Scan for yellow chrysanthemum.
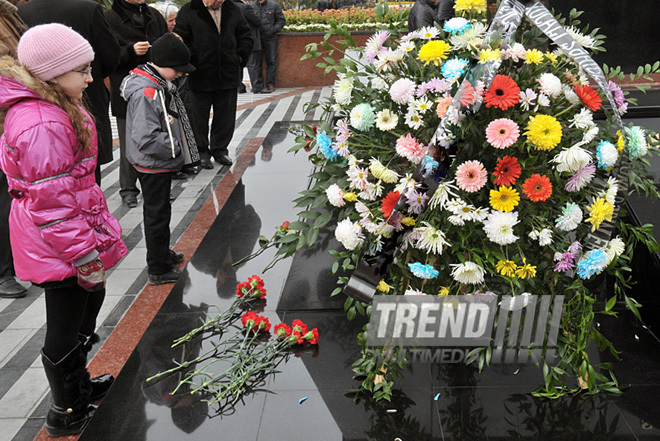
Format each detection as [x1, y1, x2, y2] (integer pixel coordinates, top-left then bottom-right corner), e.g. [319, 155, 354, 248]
[343, 192, 358, 202]
[454, 0, 487, 14]
[478, 48, 502, 64]
[438, 286, 450, 296]
[377, 280, 392, 293]
[489, 186, 520, 212]
[616, 130, 626, 152]
[418, 40, 451, 66]
[496, 260, 517, 277]
[544, 51, 558, 64]
[525, 114, 562, 151]
[525, 49, 544, 64]
[514, 258, 536, 279]
[586, 197, 614, 232]
[402, 216, 416, 226]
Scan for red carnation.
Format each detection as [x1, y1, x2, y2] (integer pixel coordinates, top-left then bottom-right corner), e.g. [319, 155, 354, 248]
[274, 323, 292, 339]
[304, 328, 319, 345]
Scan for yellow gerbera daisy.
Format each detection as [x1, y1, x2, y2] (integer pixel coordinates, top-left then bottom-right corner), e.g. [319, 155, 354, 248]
[496, 260, 517, 277]
[343, 192, 358, 202]
[525, 49, 544, 65]
[418, 40, 451, 66]
[489, 186, 520, 212]
[525, 114, 562, 151]
[454, 0, 487, 14]
[514, 258, 536, 279]
[478, 48, 502, 64]
[586, 197, 614, 231]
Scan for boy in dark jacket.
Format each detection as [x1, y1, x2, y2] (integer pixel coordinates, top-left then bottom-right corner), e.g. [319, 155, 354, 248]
[121, 33, 196, 285]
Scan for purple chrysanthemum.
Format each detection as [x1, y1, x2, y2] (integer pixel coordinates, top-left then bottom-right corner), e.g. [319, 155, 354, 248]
[565, 163, 596, 192]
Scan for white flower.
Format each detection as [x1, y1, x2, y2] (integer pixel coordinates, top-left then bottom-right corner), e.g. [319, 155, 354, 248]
[583, 125, 600, 143]
[404, 109, 424, 129]
[428, 179, 459, 210]
[375, 108, 398, 131]
[369, 158, 399, 183]
[347, 164, 369, 191]
[529, 228, 553, 246]
[374, 49, 395, 72]
[332, 75, 354, 106]
[450, 261, 485, 285]
[601, 177, 619, 205]
[536, 93, 551, 108]
[605, 237, 625, 264]
[482, 211, 519, 245]
[570, 108, 594, 129]
[537, 73, 562, 98]
[449, 200, 480, 222]
[555, 202, 583, 232]
[449, 21, 486, 50]
[504, 42, 526, 62]
[448, 214, 465, 226]
[389, 78, 416, 105]
[398, 40, 415, 53]
[325, 184, 345, 207]
[411, 97, 433, 114]
[552, 145, 592, 173]
[563, 84, 579, 104]
[335, 218, 364, 251]
[419, 26, 439, 40]
[414, 222, 450, 255]
[394, 173, 417, 194]
[566, 26, 597, 49]
[371, 76, 389, 91]
[358, 181, 383, 201]
[355, 201, 370, 216]
[405, 288, 429, 296]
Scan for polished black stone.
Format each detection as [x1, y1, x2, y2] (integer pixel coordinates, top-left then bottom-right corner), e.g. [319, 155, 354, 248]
[80, 122, 660, 441]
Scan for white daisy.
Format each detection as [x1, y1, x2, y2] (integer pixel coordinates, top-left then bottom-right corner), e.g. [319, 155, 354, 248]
[404, 109, 424, 130]
[450, 261, 485, 285]
[346, 165, 369, 191]
[419, 26, 439, 40]
[375, 109, 398, 131]
[414, 222, 450, 254]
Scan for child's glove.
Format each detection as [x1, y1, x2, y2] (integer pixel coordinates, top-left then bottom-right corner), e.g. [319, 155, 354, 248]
[77, 258, 106, 292]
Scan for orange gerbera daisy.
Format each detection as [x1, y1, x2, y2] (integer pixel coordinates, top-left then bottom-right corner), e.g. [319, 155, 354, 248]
[522, 174, 553, 202]
[484, 75, 520, 111]
[381, 191, 400, 217]
[574, 84, 602, 111]
[493, 156, 521, 187]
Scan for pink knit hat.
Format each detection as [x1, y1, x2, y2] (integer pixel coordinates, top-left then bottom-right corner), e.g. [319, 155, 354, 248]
[17, 23, 94, 82]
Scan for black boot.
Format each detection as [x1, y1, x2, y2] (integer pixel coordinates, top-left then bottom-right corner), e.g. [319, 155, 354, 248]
[79, 333, 114, 401]
[42, 344, 96, 437]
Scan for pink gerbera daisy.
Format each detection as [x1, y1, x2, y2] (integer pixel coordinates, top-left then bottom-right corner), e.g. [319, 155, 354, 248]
[486, 118, 520, 149]
[455, 160, 487, 192]
[395, 133, 426, 164]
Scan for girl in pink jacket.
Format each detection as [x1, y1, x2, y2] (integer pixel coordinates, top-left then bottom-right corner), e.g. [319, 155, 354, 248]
[0, 24, 127, 437]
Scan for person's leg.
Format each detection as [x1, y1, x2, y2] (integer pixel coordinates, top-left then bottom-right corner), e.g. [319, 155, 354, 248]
[117, 117, 140, 206]
[188, 89, 214, 169]
[263, 38, 278, 90]
[138, 172, 174, 276]
[209, 89, 237, 165]
[247, 50, 264, 93]
[0, 169, 25, 298]
[44, 283, 89, 363]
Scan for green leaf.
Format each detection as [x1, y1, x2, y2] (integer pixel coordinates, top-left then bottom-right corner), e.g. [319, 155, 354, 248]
[287, 221, 310, 231]
[605, 296, 617, 311]
[313, 210, 333, 228]
[277, 234, 299, 243]
[307, 227, 319, 246]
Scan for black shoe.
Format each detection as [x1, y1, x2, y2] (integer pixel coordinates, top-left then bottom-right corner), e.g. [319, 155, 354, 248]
[182, 165, 199, 175]
[122, 194, 137, 208]
[169, 249, 184, 265]
[238, 86, 247, 94]
[266, 85, 274, 92]
[214, 154, 233, 166]
[42, 344, 96, 437]
[260, 88, 272, 94]
[199, 158, 214, 170]
[0, 276, 27, 298]
[78, 334, 114, 402]
[172, 171, 187, 180]
[148, 267, 182, 285]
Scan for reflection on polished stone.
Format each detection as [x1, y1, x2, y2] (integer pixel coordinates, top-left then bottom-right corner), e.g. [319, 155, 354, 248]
[79, 122, 660, 441]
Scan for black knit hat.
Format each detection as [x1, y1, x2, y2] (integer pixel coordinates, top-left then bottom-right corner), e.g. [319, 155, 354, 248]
[150, 32, 195, 73]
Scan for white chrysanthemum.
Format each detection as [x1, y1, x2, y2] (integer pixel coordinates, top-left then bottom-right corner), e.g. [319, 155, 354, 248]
[414, 222, 450, 254]
[597, 141, 618, 169]
[404, 109, 424, 129]
[449, 21, 486, 50]
[375, 109, 398, 131]
[537, 73, 562, 98]
[355, 201, 369, 216]
[450, 261, 485, 285]
[411, 97, 433, 114]
[583, 126, 600, 143]
[394, 173, 416, 194]
[333, 75, 354, 106]
[605, 237, 625, 264]
[369, 158, 399, 183]
[504, 42, 526, 62]
[375, 221, 395, 238]
[447, 215, 465, 226]
[419, 26, 439, 40]
[358, 181, 383, 201]
[555, 203, 583, 232]
[566, 26, 597, 49]
[563, 84, 580, 104]
[536, 93, 551, 108]
[371, 76, 389, 90]
[570, 108, 594, 129]
[482, 211, 519, 245]
[600, 177, 619, 205]
[428, 180, 459, 210]
[552, 145, 592, 173]
[325, 184, 345, 207]
[529, 228, 553, 246]
[335, 218, 364, 251]
[405, 288, 428, 296]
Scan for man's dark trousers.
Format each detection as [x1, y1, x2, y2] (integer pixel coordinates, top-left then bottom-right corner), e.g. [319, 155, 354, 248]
[189, 89, 237, 161]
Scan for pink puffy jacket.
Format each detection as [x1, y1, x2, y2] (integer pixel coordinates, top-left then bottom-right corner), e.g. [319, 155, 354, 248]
[0, 71, 127, 284]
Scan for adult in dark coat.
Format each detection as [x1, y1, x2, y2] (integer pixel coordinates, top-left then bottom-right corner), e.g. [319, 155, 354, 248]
[105, 0, 168, 208]
[408, 0, 438, 32]
[17, 0, 120, 187]
[230, 0, 260, 94]
[174, 0, 252, 169]
[435, 0, 454, 26]
[248, 0, 285, 93]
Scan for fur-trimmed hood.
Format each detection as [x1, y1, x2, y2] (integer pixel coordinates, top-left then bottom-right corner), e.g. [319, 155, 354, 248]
[0, 55, 60, 110]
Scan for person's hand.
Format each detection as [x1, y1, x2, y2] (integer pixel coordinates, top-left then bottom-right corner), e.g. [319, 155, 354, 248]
[133, 41, 150, 56]
[77, 258, 106, 292]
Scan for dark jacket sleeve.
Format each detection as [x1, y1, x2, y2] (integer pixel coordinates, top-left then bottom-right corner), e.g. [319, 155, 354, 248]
[242, 2, 261, 28]
[91, 4, 120, 78]
[235, 12, 253, 66]
[272, 2, 285, 34]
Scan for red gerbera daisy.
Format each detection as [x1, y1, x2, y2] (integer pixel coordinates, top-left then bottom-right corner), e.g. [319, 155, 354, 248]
[380, 191, 400, 217]
[484, 75, 521, 111]
[522, 174, 553, 202]
[493, 156, 521, 187]
[574, 84, 602, 111]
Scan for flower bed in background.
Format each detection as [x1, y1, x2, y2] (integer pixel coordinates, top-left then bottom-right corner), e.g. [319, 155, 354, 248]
[283, 7, 404, 32]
